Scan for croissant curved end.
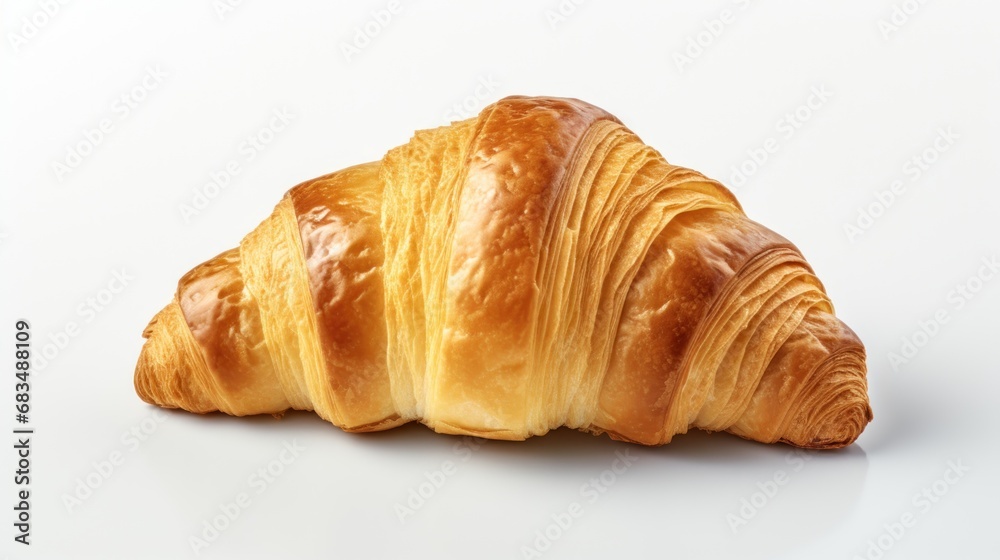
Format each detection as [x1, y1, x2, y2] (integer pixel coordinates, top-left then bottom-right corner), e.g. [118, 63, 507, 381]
[134, 302, 215, 414]
[780, 350, 873, 449]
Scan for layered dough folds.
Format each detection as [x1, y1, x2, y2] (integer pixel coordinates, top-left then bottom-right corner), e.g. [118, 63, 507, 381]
[135, 96, 871, 448]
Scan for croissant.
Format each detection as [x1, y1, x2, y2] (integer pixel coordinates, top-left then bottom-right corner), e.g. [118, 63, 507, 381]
[134, 96, 871, 449]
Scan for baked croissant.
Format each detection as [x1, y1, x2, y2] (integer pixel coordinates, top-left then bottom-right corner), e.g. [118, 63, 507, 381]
[135, 96, 871, 449]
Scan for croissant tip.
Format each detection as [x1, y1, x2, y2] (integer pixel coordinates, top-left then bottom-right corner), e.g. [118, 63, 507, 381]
[783, 397, 873, 450]
[134, 301, 217, 414]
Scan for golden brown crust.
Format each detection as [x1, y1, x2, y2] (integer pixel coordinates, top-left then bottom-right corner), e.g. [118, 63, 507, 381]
[289, 163, 403, 431]
[133, 95, 872, 449]
[429, 96, 619, 436]
[134, 301, 216, 414]
[594, 209, 795, 444]
[176, 248, 289, 415]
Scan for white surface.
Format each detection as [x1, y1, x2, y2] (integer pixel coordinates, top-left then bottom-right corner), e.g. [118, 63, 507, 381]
[2, 1, 998, 559]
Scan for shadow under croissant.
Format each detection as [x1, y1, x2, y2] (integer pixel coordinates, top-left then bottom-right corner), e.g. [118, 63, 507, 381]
[157, 407, 868, 558]
[858, 363, 968, 455]
[160, 404, 873, 455]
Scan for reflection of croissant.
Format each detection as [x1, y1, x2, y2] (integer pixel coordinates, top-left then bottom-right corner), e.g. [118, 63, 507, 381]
[135, 96, 871, 449]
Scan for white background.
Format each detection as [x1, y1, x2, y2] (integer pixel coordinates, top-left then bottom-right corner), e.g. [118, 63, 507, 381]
[2, 1, 998, 559]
